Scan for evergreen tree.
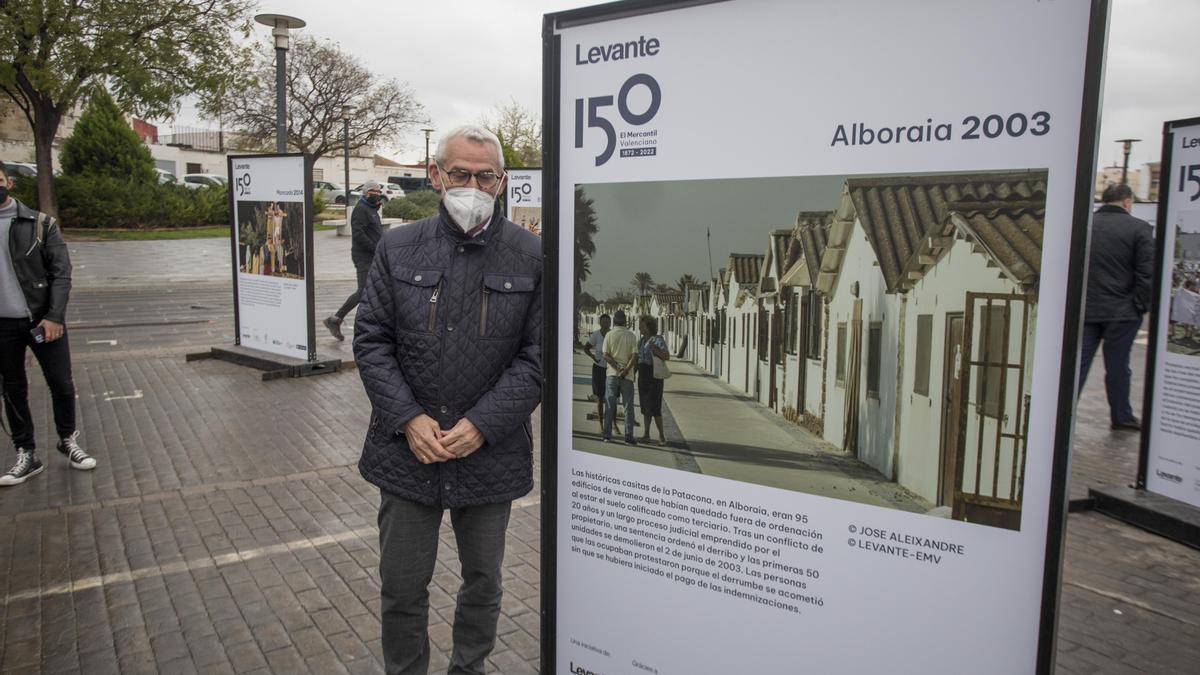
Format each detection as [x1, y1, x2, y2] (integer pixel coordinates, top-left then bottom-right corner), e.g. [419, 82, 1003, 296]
[60, 89, 157, 184]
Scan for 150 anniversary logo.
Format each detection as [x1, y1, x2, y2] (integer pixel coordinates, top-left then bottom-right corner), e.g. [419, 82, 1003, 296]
[574, 35, 662, 166]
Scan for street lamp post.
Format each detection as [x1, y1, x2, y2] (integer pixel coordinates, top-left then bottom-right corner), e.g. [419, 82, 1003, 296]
[1116, 138, 1141, 186]
[254, 14, 306, 153]
[342, 105, 352, 208]
[421, 128, 435, 180]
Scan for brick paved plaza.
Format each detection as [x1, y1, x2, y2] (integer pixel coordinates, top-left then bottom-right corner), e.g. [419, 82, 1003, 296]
[0, 231, 1197, 673]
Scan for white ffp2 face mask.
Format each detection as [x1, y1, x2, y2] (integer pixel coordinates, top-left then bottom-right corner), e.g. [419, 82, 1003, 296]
[443, 187, 496, 232]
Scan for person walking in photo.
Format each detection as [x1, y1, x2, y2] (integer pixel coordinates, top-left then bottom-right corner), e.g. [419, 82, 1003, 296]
[637, 315, 670, 446]
[582, 313, 611, 433]
[602, 309, 638, 444]
[1078, 183, 1154, 431]
[0, 162, 96, 487]
[324, 181, 384, 340]
[353, 126, 541, 675]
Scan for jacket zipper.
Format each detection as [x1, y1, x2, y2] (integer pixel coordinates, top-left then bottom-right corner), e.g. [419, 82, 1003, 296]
[24, 213, 45, 256]
[428, 281, 442, 331]
[480, 285, 491, 336]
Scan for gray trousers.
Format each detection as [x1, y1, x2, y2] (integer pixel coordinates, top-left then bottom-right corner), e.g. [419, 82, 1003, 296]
[378, 490, 512, 675]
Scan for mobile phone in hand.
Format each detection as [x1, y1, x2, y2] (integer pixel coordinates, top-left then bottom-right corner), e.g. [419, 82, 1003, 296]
[30, 325, 46, 344]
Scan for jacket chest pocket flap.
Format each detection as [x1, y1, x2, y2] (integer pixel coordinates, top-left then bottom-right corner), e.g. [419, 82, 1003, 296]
[480, 272, 535, 337]
[391, 266, 444, 333]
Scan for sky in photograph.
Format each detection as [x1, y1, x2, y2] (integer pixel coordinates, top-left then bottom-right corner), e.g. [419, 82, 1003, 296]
[577, 175, 847, 299]
[159, 0, 1198, 170]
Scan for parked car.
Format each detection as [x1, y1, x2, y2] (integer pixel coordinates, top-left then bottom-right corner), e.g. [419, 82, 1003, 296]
[1, 161, 38, 179]
[182, 173, 227, 189]
[156, 168, 178, 184]
[313, 180, 347, 204]
[349, 182, 405, 203]
[387, 175, 434, 193]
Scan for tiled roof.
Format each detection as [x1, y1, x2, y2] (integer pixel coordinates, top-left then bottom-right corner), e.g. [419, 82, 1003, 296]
[946, 201, 1044, 289]
[769, 230, 792, 280]
[846, 170, 1048, 292]
[727, 253, 764, 285]
[794, 211, 834, 288]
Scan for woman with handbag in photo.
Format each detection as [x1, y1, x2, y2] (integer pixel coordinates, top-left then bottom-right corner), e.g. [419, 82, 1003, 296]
[637, 315, 671, 446]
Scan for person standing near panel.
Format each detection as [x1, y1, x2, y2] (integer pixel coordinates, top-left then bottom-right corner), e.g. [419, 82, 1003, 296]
[602, 309, 638, 444]
[353, 126, 541, 675]
[582, 313, 611, 433]
[324, 180, 385, 340]
[0, 162, 97, 487]
[1078, 183, 1154, 431]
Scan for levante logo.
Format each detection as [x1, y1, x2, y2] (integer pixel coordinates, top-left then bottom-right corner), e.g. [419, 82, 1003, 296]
[234, 163, 252, 196]
[1156, 469, 1183, 484]
[570, 662, 601, 675]
[573, 35, 663, 167]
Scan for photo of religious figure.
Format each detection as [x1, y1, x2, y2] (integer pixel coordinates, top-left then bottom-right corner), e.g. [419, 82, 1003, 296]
[513, 206, 542, 236]
[236, 201, 306, 280]
[572, 169, 1049, 531]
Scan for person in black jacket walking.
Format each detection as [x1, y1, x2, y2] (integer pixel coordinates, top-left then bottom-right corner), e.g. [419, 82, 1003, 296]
[1079, 183, 1154, 431]
[0, 162, 96, 487]
[353, 126, 541, 675]
[323, 180, 385, 340]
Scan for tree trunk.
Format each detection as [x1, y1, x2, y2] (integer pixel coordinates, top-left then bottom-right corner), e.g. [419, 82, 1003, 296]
[32, 103, 62, 217]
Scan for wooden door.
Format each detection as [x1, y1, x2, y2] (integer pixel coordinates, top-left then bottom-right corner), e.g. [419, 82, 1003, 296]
[939, 313, 965, 507]
[796, 292, 809, 415]
[843, 300, 863, 456]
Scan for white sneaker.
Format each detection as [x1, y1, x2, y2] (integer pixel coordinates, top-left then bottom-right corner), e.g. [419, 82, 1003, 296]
[0, 449, 44, 486]
[57, 432, 97, 470]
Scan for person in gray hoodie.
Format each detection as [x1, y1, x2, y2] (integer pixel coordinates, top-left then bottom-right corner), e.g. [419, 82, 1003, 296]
[0, 162, 96, 486]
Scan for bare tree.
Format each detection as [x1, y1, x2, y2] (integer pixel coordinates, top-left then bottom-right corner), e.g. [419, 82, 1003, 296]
[0, 0, 256, 215]
[220, 36, 426, 162]
[481, 98, 541, 168]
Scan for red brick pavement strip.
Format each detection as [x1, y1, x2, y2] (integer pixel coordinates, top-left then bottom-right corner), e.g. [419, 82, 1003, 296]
[0, 323, 1197, 673]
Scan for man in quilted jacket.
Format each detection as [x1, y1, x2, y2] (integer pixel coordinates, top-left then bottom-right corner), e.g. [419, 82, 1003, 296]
[353, 125, 542, 675]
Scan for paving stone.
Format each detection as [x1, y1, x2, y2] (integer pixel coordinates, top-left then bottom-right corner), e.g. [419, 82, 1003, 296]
[0, 263, 1190, 674]
[250, 621, 292, 654]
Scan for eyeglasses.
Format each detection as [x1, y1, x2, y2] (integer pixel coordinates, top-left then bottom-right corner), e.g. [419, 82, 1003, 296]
[439, 166, 504, 190]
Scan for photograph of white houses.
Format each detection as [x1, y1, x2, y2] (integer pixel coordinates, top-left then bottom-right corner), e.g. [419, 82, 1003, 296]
[573, 170, 1048, 531]
[1168, 210, 1200, 356]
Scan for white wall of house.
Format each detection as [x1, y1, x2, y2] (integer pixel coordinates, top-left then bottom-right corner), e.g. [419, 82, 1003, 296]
[726, 289, 757, 396]
[895, 238, 1038, 506]
[822, 222, 898, 479]
[780, 288, 802, 414]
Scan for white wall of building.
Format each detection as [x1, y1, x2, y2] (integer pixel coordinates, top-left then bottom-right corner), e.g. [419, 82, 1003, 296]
[895, 237, 1037, 506]
[822, 222, 898, 479]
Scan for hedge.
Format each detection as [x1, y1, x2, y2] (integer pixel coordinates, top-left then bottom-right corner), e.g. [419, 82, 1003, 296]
[12, 174, 229, 229]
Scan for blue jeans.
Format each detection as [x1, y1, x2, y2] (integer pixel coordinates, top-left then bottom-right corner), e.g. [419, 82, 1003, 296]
[603, 375, 635, 441]
[378, 491, 512, 675]
[1078, 319, 1142, 425]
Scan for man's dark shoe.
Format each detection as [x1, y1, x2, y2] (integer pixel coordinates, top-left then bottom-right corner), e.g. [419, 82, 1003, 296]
[625, 436, 637, 445]
[1111, 417, 1141, 432]
[0, 450, 44, 486]
[323, 315, 345, 341]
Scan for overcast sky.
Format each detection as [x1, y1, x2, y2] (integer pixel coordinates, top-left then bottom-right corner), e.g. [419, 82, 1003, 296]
[579, 176, 847, 297]
[165, 0, 1197, 170]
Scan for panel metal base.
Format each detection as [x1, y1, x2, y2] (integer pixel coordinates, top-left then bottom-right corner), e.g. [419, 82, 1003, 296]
[186, 345, 342, 381]
[1089, 484, 1200, 550]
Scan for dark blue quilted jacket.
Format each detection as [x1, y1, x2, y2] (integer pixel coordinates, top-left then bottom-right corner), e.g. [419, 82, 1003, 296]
[353, 206, 542, 507]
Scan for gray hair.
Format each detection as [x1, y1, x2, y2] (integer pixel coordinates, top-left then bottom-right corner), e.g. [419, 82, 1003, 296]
[434, 125, 505, 171]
